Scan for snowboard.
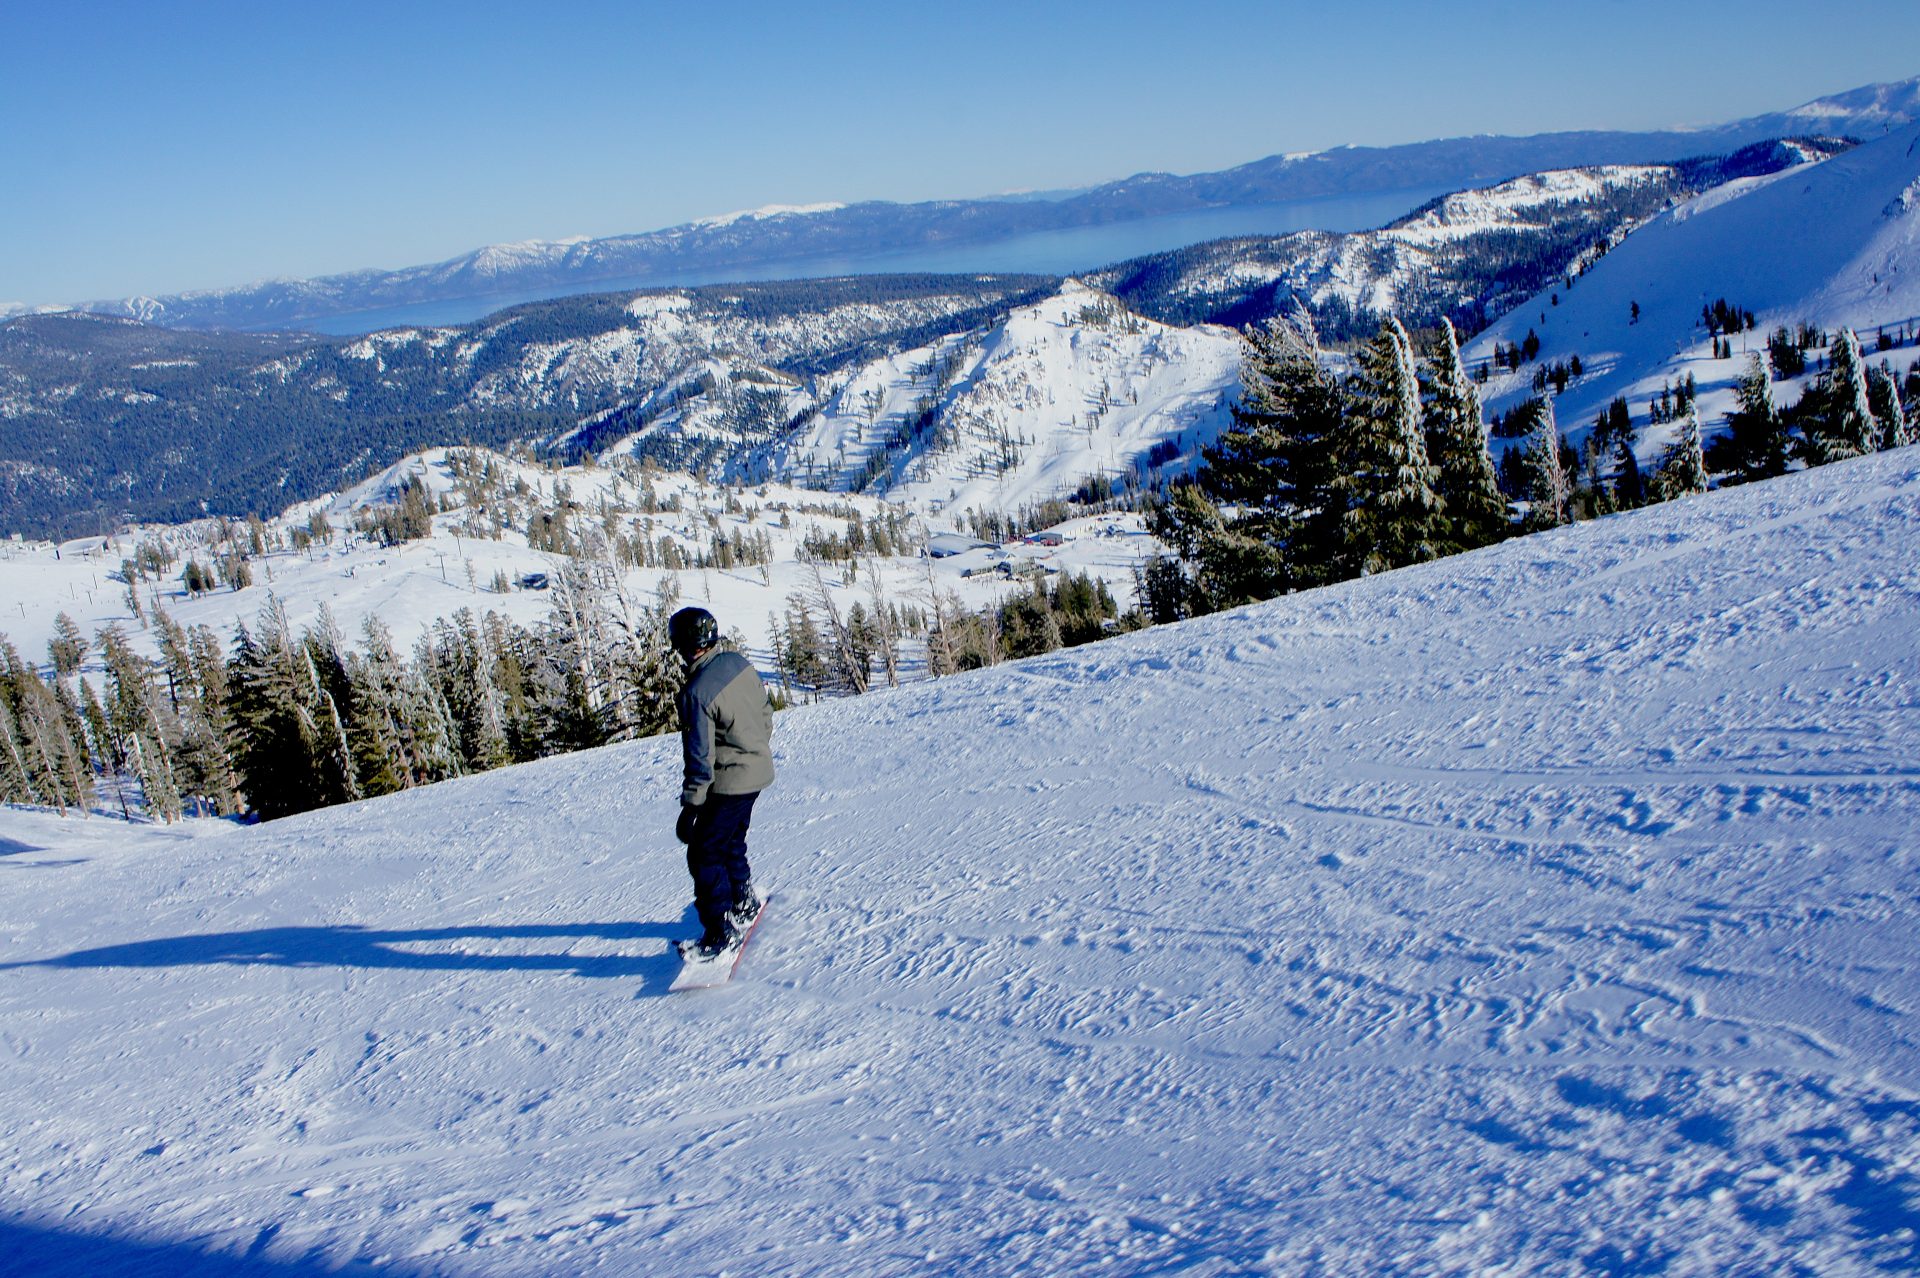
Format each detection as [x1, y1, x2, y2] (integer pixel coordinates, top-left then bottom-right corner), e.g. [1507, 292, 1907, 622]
[669, 895, 771, 992]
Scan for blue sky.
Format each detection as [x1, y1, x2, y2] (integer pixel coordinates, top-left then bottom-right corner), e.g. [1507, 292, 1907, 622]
[3, 0, 1917, 305]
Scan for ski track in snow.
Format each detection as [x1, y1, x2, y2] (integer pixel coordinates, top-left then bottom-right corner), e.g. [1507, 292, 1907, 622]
[5, 450, 1920, 1274]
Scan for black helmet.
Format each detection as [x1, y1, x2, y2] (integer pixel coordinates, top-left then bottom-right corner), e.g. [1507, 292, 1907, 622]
[668, 606, 719, 661]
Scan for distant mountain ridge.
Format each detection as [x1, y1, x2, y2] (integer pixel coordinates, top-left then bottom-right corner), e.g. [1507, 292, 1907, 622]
[0, 130, 1870, 541]
[1084, 140, 1847, 339]
[27, 77, 1920, 335]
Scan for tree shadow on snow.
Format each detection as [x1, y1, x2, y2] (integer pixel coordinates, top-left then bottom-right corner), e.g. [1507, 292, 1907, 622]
[0, 1215, 429, 1277]
[2, 907, 701, 988]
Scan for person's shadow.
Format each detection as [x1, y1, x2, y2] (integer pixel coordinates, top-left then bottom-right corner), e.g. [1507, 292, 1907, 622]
[1, 907, 703, 998]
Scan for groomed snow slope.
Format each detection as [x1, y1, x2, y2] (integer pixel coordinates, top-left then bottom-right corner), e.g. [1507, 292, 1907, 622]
[4, 448, 1920, 1274]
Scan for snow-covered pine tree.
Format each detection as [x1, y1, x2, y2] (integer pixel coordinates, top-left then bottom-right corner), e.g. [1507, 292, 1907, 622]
[1808, 329, 1879, 462]
[464, 619, 518, 769]
[227, 601, 358, 820]
[346, 621, 411, 797]
[1656, 401, 1709, 499]
[1339, 317, 1445, 573]
[1709, 352, 1789, 483]
[97, 625, 183, 822]
[0, 638, 92, 813]
[422, 611, 514, 769]
[1201, 311, 1347, 593]
[1868, 361, 1912, 451]
[302, 609, 362, 809]
[350, 616, 463, 795]
[155, 614, 242, 816]
[1521, 397, 1572, 531]
[478, 611, 539, 761]
[1423, 319, 1508, 551]
[48, 612, 85, 677]
[603, 602, 680, 743]
[0, 692, 32, 807]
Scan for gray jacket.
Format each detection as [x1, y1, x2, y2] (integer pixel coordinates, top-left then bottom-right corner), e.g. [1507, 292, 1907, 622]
[679, 648, 774, 806]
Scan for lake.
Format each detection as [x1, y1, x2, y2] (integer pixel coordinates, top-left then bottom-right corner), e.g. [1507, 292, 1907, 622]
[305, 185, 1452, 335]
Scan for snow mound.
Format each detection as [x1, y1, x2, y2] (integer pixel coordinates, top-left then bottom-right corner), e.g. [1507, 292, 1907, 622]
[1886, 174, 1920, 219]
[4, 446, 1919, 1272]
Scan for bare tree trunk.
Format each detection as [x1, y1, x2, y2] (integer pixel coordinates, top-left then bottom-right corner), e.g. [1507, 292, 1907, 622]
[920, 558, 957, 678]
[865, 558, 900, 688]
[806, 563, 869, 695]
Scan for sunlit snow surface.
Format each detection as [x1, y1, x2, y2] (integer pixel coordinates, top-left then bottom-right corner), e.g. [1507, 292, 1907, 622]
[4, 448, 1920, 1274]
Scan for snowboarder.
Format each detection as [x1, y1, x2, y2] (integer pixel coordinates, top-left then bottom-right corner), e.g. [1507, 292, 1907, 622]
[669, 606, 774, 959]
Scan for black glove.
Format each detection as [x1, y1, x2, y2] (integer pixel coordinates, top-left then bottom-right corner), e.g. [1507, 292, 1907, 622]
[675, 805, 700, 845]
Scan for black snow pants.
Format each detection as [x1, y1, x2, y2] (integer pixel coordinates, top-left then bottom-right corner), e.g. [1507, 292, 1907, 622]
[685, 790, 758, 943]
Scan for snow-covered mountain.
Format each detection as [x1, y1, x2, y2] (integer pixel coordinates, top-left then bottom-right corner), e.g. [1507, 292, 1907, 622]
[592, 282, 1241, 521]
[3, 442, 1916, 1274]
[51, 77, 1920, 335]
[1467, 119, 1920, 447]
[1090, 164, 1677, 333]
[0, 269, 1236, 541]
[1085, 139, 1851, 338]
[0, 143, 1826, 543]
[0, 276, 1056, 538]
[1764, 75, 1920, 139]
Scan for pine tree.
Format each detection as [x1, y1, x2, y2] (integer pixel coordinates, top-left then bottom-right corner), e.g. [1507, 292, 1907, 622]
[79, 677, 131, 817]
[481, 612, 541, 762]
[48, 613, 86, 676]
[999, 582, 1063, 659]
[422, 612, 515, 768]
[1424, 319, 1509, 551]
[1805, 329, 1879, 462]
[864, 563, 904, 689]
[801, 564, 870, 695]
[1613, 441, 1646, 510]
[302, 609, 362, 807]
[186, 623, 244, 814]
[779, 600, 831, 691]
[1521, 398, 1572, 531]
[603, 603, 680, 743]
[0, 693, 34, 806]
[226, 600, 361, 820]
[348, 617, 462, 795]
[0, 638, 91, 813]
[1204, 312, 1348, 593]
[1149, 313, 1349, 609]
[524, 558, 612, 753]
[1655, 401, 1708, 499]
[1338, 317, 1444, 573]
[97, 625, 183, 822]
[1868, 362, 1913, 450]
[346, 622, 407, 797]
[1708, 352, 1789, 483]
[154, 614, 240, 816]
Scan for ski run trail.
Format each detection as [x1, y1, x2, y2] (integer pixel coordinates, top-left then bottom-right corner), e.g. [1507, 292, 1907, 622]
[4, 446, 1920, 1277]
